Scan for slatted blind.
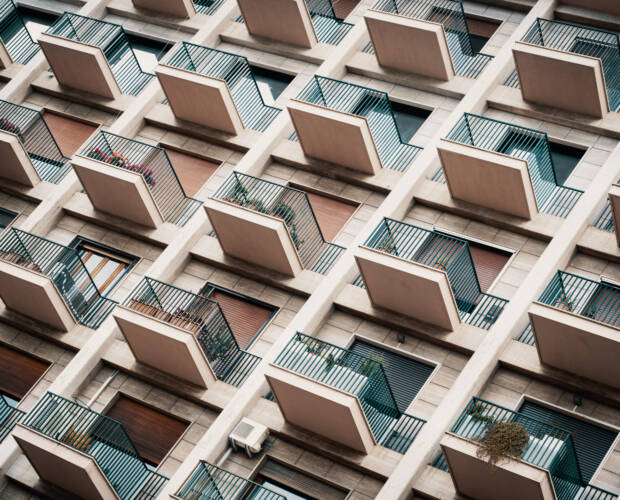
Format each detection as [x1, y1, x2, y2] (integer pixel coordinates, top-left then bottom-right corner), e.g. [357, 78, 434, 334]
[0, 345, 49, 400]
[349, 340, 435, 414]
[304, 191, 358, 242]
[519, 401, 617, 483]
[43, 112, 98, 157]
[468, 243, 512, 293]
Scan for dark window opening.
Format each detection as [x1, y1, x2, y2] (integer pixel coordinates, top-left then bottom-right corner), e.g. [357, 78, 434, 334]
[0, 208, 17, 230]
[466, 17, 500, 53]
[126, 34, 171, 74]
[17, 6, 58, 41]
[250, 66, 294, 105]
[253, 476, 316, 500]
[390, 102, 431, 143]
[0, 344, 50, 402]
[549, 142, 585, 186]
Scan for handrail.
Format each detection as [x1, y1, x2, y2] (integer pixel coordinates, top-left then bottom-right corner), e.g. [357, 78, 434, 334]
[192, 0, 226, 15]
[0, 393, 25, 443]
[0, 0, 39, 64]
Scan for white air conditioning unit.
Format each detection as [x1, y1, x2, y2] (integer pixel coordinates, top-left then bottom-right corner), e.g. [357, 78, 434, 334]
[229, 418, 269, 457]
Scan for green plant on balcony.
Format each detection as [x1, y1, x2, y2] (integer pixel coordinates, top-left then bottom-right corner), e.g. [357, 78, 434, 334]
[325, 352, 336, 372]
[359, 352, 386, 377]
[468, 402, 494, 423]
[225, 179, 249, 205]
[301, 336, 325, 355]
[0, 118, 22, 140]
[476, 421, 529, 466]
[86, 149, 157, 188]
[271, 202, 304, 249]
[377, 234, 397, 254]
[555, 292, 575, 312]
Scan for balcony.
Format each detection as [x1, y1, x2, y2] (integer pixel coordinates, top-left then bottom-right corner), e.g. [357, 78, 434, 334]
[0, 228, 117, 331]
[132, 0, 196, 18]
[0, 99, 71, 187]
[0, 0, 39, 68]
[39, 13, 154, 99]
[365, 0, 493, 79]
[114, 277, 261, 388]
[13, 392, 168, 500]
[156, 43, 281, 134]
[237, 0, 353, 48]
[529, 271, 620, 389]
[72, 131, 202, 228]
[438, 113, 582, 219]
[355, 218, 507, 331]
[206, 172, 344, 277]
[0, 393, 25, 443]
[288, 76, 422, 174]
[608, 184, 620, 245]
[441, 397, 618, 500]
[513, 18, 620, 118]
[177, 462, 285, 499]
[193, 0, 226, 15]
[266, 333, 425, 453]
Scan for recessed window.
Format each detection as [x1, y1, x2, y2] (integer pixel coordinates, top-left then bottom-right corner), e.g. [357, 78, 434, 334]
[126, 35, 171, 74]
[466, 17, 500, 53]
[0, 345, 49, 402]
[296, 187, 358, 242]
[43, 112, 98, 157]
[163, 147, 220, 197]
[549, 142, 585, 186]
[331, 0, 360, 20]
[467, 242, 512, 293]
[17, 6, 58, 41]
[390, 102, 431, 143]
[250, 66, 294, 105]
[253, 476, 316, 500]
[0, 208, 17, 230]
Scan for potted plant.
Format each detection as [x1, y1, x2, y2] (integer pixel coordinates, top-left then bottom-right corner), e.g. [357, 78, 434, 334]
[302, 337, 324, 355]
[86, 147, 108, 162]
[476, 421, 529, 466]
[0, 118, 23, 140]
[555, 292, 574, 312]
[324, 353, 336, 372]
[434, 257, 451, 271]
[468, 402, 494, 423]
[377, 235, 397, 254]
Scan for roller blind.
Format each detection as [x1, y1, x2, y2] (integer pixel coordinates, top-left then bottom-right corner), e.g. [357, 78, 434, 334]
[0, 345, 49, 400]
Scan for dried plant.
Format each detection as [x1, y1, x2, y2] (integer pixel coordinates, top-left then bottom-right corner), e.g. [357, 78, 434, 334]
[476, 421, 529, 466]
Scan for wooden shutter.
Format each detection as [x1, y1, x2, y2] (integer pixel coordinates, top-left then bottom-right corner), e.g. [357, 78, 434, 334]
[0, 345, 49, 400]
[210, 290, 273, 349]
[105, 396, 187, 465]
[468, 244, 511, 293]
[163, 148, 219, 197]
[43, 112, 97, 157]
[304, 191, 358, 242]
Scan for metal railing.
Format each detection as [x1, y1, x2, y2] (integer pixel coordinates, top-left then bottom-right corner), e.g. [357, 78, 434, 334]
[517, 322, 536, 346]
[192, 0, 225, 15]
[446, 113, 583, 218]
[593, 201, 614, 232]
[0, 394, 25, 443]
[213, 172, 345, 275]
[21, 392, 169, 500]
[370, 0, 493, 78]
[163, 43, 281, 132]
[361, 218, 508, 328]
[79, 131, 202, 226]
[0, 228, 118, 329]
[380, 412, 426, 454]
[521, 18, 620, 112]
[177, 461, 285, 499]
[538, 271, 620, 327]
[294, 76, 422, 172]
[0, 99, 71, 184]
[0, 0, 38, 64]
[45, 13, 154, 96]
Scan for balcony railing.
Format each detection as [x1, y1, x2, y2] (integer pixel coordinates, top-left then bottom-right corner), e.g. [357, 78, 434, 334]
[124, 277, 261, 386]
[445, 113, 583, 218]
[213, 172, 345, 275]
[361, 218, 508, 329]
[0, 393, 24, 443]
[164, 43, 281, 132]
[294, 76, 422, 172]
[521, 18, 620, 112]
[370, 0, 493, 78]
[45, 13, 154, 96]
[193, 0, 225, 15]
[538, 271, 620, 327]
[594, 201, 614, 232]
[451, 398, 618, 500]
[21, 392, 168, 499]
[177, 461, 286, 499]
[0, 99, 71, 184]
[0, 0, 39, 64]
[0, 228, 118, 329]
[79, 131, 202, 226]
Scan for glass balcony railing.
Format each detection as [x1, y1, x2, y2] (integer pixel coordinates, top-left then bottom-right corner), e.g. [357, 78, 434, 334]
[0, 393, 25, 443]
[294, 76, 422, 172]
[78, 131, 202, 226]
[0, 0, 39, 64]
[177, 461, 285, 499]
[164, 42, 281, 132]
[45, 13, 154, 96]
[0, 99, 71, 184]
[274, 333, 426, 451]
[369, 0, 493, 78]
[451, 398, 618, 500]
[0, 228, 118, 329]
[358, 218, 508, 330]
[213, 172, 345, 275]
[124, 277, 261, 387]
[22, 392, 168, 499]
[521, 18, 620, 112]
[538, 271, 620, 327]
[445, 113, 583, 218]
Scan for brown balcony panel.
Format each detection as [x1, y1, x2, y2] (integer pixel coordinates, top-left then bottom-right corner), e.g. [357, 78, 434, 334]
[156, 65, 244, 135]
[561, 0, 620, 16]
[113, 305, 217, 388]
[288, 100, 382, 174]
[237, 0, 317, 48]
[132, 0, 196, 17]
[365, 10, 455, 80]
[0, 131, 41, 187]
[437, 139, 538, 220]
[265, 364, 375, 453]
[355, 246, 461, 331]
[0, 260, 75, 332]
[205, 198, 303, 277]
[440, 433, 556, 500]
[529, 302, 620, 389]
[12, 425, 117, 500]
[513, 42, 609, 118]
[38, 33, 122, 100]
[72, 155, 164, 229]
[609, 184, 620, 246]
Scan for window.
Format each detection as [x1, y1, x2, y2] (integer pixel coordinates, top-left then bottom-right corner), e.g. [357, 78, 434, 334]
[0, 208, 17, 230]
[17, 6, 58, 41]
[0, 345, 49, 402]
[294, 187, 358, 242]
[252, 476, 316, 500]
[70, 238, 138, 296]
[466, 17, 500, 53]
[331, 0, 360, 20]
[200, 284, 277, 349]
[163, 147, 220, 197]
[390, 102, 431, 143]
[43, 112, 98, 157]
[250, 66, 294, 105]
[549, 142, 585, 186]
[126, 35, 171, 74]
[467, 242, 512, 293]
